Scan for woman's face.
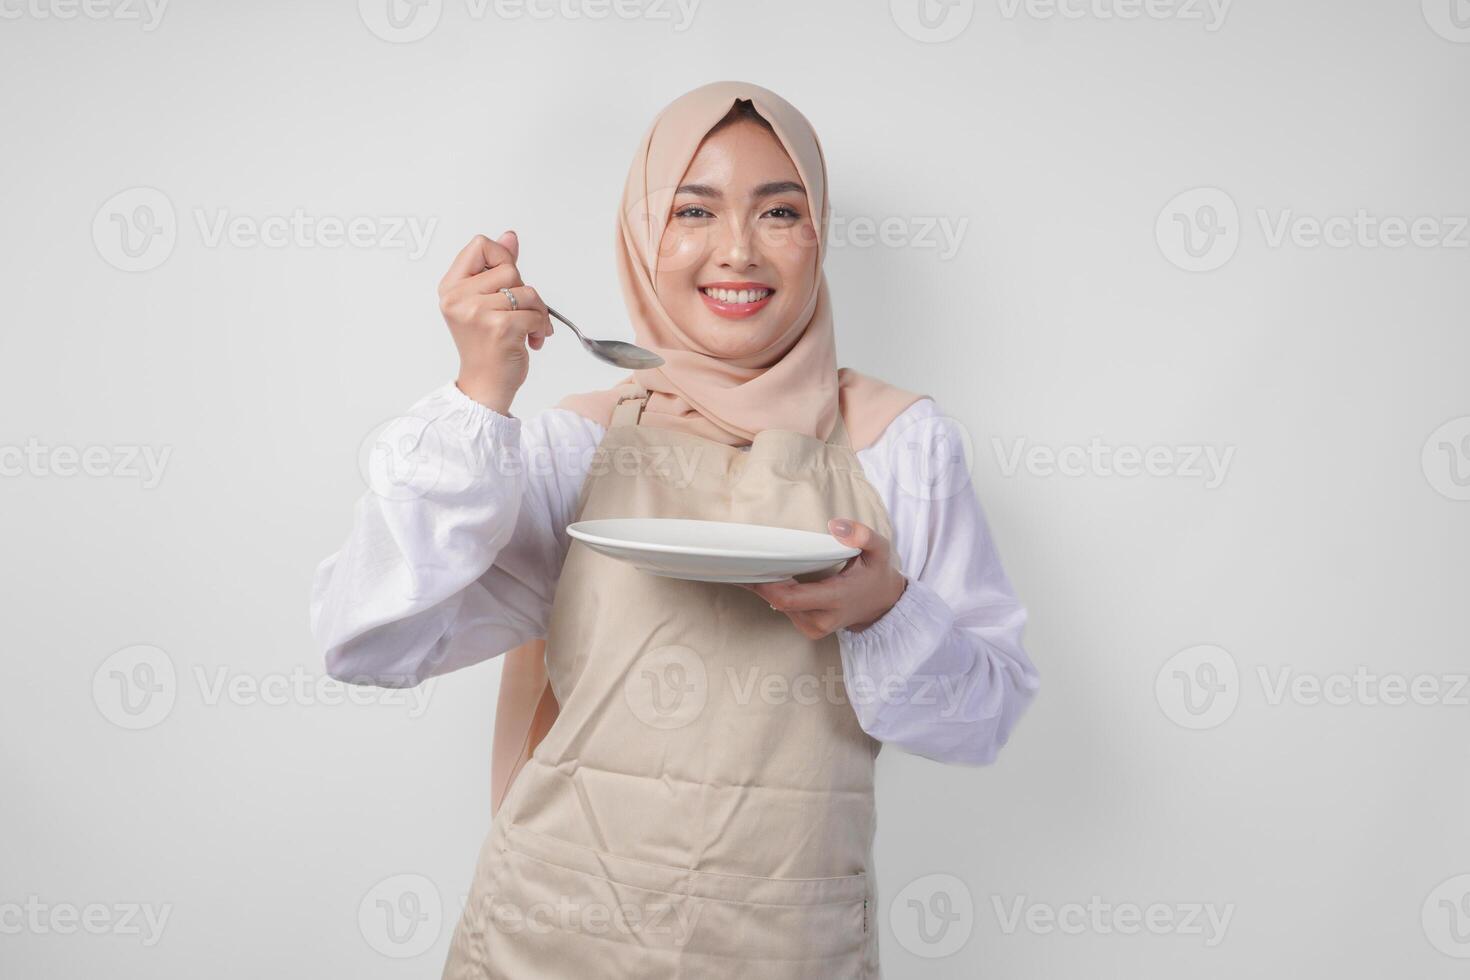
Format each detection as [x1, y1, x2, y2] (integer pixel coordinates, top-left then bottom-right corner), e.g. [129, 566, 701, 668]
[653, 119, 819, 359]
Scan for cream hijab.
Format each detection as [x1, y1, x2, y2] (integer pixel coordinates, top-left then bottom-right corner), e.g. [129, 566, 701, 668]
[555, 80, 923, 451]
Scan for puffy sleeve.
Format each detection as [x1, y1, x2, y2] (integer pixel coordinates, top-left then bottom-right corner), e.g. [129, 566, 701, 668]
[837, 397, 1040, 765]
[309, 382, 602, 687]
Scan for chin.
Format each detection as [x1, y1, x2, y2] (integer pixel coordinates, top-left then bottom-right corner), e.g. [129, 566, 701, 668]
[686, 316, 791, 359]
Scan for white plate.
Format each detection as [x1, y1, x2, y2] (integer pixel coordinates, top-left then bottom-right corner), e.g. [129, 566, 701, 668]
[566, 517, 859, 583]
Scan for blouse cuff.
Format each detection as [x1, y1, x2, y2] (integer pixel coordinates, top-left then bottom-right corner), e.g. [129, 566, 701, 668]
[837, 575, 960, 685]
[433, 380, 521, 448]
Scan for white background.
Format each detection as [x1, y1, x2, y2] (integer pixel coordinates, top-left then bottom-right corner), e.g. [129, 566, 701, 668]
[2, 0, 1468, 976]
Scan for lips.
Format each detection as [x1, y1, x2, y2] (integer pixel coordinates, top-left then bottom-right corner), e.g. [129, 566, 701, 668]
[698, 282, 775, 319]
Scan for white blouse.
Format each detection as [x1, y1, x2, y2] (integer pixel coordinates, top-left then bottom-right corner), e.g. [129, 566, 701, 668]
[310, 381, 1040, 766]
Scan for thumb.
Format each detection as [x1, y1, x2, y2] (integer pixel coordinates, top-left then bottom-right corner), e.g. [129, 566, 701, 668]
[497, 229, 519, 262]
[828, 517, 875, 552]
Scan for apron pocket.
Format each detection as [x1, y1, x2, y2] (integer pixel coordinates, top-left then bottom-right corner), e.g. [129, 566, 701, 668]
[485, 822, 868, 976]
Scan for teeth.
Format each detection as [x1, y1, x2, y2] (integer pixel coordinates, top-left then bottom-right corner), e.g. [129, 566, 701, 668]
[702, 287, 771, 304]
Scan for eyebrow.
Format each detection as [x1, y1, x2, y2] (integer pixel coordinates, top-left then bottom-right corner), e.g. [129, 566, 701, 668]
[675, 180, 806, 200]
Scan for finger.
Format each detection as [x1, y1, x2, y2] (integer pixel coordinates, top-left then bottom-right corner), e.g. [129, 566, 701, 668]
[829, 518, 888, 563]
[464, 306, 552, 344]
[478, 284, 546, 315]
[785, 611, 830, 639]
[526, 308, 555, 348]
[499, 309, 554, 342]
[746, 578, 796, 602]
[457, 264, 527, 295]
[759, 576, 847, 613]
[442, 232, 516, 286]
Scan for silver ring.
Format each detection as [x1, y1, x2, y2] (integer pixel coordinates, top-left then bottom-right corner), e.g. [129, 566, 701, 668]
[499, 286, 518, 311]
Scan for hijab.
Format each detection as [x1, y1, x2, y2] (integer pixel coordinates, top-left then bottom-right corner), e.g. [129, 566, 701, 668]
[555, 80, 924, 452]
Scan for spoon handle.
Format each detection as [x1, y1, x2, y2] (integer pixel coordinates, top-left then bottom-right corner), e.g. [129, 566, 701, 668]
[543, 302, 664, 369]
[544, 305, 585, 342]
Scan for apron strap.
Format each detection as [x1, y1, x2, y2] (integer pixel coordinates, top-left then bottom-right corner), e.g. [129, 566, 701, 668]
[608, 384, 849, 446]
[610, 384, 650, 428]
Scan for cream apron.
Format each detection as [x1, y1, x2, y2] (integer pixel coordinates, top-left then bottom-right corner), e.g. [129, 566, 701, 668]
[443, 383, 896, 979]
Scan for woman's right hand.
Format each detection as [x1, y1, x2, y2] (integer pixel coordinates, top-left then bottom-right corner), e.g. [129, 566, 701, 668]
[439, 230, 553, 415]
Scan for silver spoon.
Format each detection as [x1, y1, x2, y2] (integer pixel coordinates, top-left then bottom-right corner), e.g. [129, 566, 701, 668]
[546, 305, 664, 370]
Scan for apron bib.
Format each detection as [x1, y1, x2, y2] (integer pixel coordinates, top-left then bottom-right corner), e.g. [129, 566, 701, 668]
[444, 383, 896, 979]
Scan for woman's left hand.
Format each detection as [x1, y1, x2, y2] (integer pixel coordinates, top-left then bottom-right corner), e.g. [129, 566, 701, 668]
[740, 519, 907, 639]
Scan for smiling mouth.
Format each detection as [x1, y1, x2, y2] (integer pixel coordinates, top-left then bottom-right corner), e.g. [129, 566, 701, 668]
[698, 284, 775, 319]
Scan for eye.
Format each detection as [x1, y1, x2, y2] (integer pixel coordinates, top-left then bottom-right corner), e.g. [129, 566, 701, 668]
[763, 204, 802, 220]
[673, 205, 713, 219]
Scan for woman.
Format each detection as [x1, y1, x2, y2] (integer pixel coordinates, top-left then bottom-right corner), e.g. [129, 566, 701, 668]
[311, 81, 1039, 978]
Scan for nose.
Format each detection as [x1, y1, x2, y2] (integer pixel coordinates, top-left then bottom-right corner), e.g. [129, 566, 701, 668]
[714, 214, 758, 272]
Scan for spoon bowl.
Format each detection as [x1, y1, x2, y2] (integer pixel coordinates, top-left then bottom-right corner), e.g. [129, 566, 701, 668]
[546, 305, 663, 370]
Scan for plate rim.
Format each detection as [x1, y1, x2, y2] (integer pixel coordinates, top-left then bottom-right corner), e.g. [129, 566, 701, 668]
[566, 517, 860, 563]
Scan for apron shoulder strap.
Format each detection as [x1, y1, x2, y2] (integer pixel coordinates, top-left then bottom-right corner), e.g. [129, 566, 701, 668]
[610, 384, 650, 428]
